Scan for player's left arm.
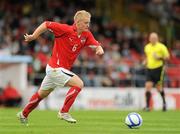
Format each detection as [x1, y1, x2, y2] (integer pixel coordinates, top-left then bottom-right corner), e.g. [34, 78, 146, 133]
[86, 32, 104, 55]
[162, 45, 170, 61]
[95, 45, 104, 55]
[142, 45, 148, 66]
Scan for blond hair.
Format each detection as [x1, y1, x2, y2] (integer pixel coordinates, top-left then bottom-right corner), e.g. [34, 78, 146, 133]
[74, 10, 91, 22]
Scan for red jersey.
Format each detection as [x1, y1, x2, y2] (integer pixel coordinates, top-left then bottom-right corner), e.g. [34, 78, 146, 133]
[45, 21, 100, 70]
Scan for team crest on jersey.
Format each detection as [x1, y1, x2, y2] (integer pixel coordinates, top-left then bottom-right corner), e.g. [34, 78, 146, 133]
[80, 37, 86, 44]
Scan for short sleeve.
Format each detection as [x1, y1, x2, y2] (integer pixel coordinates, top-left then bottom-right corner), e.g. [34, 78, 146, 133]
[85, 32, 100, 47]
[162, 45, 170, 58]
[45, 21, 66, 36]
[144, 45, 148, 55]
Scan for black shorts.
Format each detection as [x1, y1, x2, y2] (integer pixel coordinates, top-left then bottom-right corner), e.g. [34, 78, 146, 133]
[146, 66, 164, 85]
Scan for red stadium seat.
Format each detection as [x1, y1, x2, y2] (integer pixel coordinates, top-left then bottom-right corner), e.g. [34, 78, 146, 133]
[166, 67, 180, 88]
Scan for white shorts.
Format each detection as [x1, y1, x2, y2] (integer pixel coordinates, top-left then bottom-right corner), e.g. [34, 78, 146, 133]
[40, 65, 75, 90]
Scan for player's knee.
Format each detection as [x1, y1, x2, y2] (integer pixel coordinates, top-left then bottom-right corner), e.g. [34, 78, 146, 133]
[145, 82, 152, 91]
[146, 86, 152, 91]
[156, 84, 162, 92]
[38, 92, 47, 99]
[38, 89, 52, 98]
[74, 79, 84, 89]
[78, 80, 84, 89]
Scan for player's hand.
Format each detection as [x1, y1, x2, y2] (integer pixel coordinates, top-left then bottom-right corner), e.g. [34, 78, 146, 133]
[24, 33, 35, 42]
[95, 46, 104, 55]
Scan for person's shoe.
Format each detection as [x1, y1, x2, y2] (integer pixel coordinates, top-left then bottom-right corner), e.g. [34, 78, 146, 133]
[58, 112, 76, 123]
[162, 104, 167, 111]
[143, 107, 150, 112]
[17, 112, 28, 126]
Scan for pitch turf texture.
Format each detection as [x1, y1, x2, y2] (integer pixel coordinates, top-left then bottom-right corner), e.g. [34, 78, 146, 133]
[0, 109, 180, 134]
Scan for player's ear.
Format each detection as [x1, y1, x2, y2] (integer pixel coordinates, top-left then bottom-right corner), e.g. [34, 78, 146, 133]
[75, 20, 81, 28]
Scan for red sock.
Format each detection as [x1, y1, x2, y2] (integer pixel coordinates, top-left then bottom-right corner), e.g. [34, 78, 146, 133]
[22, 92, 42, 118]
[61, 86, 81, 113]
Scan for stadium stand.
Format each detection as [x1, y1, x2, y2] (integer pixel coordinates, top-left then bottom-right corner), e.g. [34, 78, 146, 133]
[0, 0, 179, 88]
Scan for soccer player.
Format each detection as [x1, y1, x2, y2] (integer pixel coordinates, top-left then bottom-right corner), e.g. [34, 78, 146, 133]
[143, 32, 169, 111]
[17, 10, 104, 125]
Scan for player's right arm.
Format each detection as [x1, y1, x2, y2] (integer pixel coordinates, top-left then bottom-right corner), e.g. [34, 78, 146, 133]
[24, 22, 47, 42]
[142, 45, 148, 66]
[24, 21, 66, 42]
[142, 56, 147, 66]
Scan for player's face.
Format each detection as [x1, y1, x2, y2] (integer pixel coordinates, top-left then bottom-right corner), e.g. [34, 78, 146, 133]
[149, 33, 158, 44]
[77, 17, 90, 32]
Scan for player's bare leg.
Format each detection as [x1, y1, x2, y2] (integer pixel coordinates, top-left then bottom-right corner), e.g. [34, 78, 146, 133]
[58, 75, 84, 123]
[144, 81, 153, 111]
[17, 89, 53, 125]
[156, 84, 166, 111]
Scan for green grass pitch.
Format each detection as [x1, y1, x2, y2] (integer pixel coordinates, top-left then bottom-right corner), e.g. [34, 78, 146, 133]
[0, 108, 180, 134]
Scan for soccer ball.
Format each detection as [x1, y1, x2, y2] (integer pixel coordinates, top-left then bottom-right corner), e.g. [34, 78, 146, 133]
[125, 112, 143, 128]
